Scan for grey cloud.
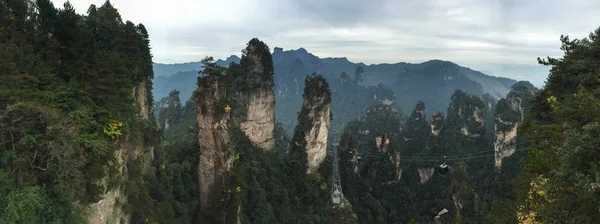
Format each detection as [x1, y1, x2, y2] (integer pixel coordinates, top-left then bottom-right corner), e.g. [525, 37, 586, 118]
[106, 0, 599, 85]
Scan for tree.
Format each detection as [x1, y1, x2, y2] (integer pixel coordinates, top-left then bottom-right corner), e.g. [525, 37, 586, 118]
[514, 26, 600, 223]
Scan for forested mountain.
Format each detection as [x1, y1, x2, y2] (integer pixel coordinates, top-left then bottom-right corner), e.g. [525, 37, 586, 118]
[496, 27, 600, 223]
[0, 0, 159, 223]
[152, 28, 600, 223]
[153, 48, 516, 110]
[152, 47, 517, 144]
[153, 55, 240, 78]
[3, 0, 599, 222]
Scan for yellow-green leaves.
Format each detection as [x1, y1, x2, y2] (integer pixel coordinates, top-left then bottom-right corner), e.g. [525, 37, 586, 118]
[103, 120, 123, 139]
[547, 95, 558, 112]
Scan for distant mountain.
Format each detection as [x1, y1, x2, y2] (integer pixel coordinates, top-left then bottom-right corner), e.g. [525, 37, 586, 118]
[152, 48, 519, 139]
[152, 56, 240, 102]
[153, 70, 199, 103]
[152, 55, 240, 77]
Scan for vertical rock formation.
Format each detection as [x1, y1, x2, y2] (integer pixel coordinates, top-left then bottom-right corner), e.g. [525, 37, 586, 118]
[431, 112, 444, 136]
[196, 75, 234, 222]
[405, 101, 430, 140]
[493, 81, 537, 169]
[372, 84, 396, 106]
[340, 71, 350, 84]
[231, 38, 275, 151]
[355, 66, 365, 86]
[195, 38, 278, 222]
[87, 22, 157, 224]
[291, 74, 332, 174]
[157, 90, 182, 130]
[446, 90, 486, 138]
[134, 79, 151, 121]
[374, 134, 390, 153]
[88, 74, 156, 224]
[418, 167, 435, 184]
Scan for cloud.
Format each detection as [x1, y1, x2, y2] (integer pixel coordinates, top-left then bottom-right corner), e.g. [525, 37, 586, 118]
[55, 0, 599, 85]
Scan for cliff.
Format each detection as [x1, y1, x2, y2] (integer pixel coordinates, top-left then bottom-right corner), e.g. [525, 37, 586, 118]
[290, 74, 332, 174]
[87, 60, 157, 224]
[195, 38, 277, 223]
[493, 81, 537, 169]
[445, 90, 486, 139]
[231, 38, 276, 151]
[157, 90, 182, 130]
[196, 75, 235, 223]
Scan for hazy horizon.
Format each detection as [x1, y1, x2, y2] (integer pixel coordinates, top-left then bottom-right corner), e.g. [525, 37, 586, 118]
[54, 0, 599, 87]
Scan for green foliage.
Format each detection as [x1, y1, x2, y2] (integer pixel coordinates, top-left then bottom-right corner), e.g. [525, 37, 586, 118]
[0, 0, 157, 221]
[0, 170, 44, 224]
[124, 99, 199, 224]
[509, 26, 600, 223]
[236, 38, 275, 91]
[199, 56, 227, 77]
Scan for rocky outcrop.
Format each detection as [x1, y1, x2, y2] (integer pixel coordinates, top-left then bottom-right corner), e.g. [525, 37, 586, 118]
[340, 71, 350, 84]
[195, 38, 277, 222]
[355, 66, 365, 86]
[375, 134, 390, 153]
[134, 79, 151, 120]
[493, 81, 537, 170]
[392, 152, 403, 181]
[446, 90, 486, 138]
[404, 101, 430, 141]
[196, 75, 234, 222]
[88, 76, 155, 224]
[418, 167, 435, 184]
[372, 84, 396, 106]
[494, 118, 518, 169]
[435, 208, 452, 224]
[157, 90, 182, 130]
[232, 38, 276, 151]
[234, 90, 275, 150]
[431, 112, 444, 136]
[291, 74, 332, 174]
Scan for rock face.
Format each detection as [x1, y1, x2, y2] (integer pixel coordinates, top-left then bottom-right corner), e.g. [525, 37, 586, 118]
[446, 90, 486, 138]
[431, 112, 444, 136]
[291, 74, 332, 174]
[196, 75, 234, 222]
[232, 38, 276, 151]
[88, 77, 155, 224]
[435, 208, 452, 224]
[493, 81, 537, 169]
[157, 90, 182, 130]
[235, 90, 275, 150]
[355, 66, 365, 86]
[418, 167, 435, 184]
[134, 79, 151, 120]
[195, 38, 276, 222]
[405, 101, 430, 140]
[340, 71, 350, 84]
[375, 134, 390, 153]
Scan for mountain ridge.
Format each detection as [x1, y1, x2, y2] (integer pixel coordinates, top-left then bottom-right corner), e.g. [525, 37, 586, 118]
[153, 47, 518, 101]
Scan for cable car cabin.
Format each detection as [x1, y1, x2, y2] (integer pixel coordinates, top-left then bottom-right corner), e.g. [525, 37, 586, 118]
[438, 163, 449, 176]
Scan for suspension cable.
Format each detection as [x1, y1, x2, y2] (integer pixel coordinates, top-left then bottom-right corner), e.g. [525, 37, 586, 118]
[348, 141, 530, 162]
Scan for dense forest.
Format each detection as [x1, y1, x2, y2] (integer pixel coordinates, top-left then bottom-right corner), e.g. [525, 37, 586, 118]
[0, 0, 159, 223]
[2, 0, 600, 223]
[152, 27, 600, 224]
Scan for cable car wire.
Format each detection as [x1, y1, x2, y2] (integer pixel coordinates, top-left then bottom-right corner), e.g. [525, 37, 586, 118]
[348, 141, 530, 162]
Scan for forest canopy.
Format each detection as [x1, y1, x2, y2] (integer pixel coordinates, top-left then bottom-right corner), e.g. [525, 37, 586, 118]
[0, 0, 158, 222]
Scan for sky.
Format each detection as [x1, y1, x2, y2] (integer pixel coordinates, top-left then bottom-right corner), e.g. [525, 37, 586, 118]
[53, 0, 600, 86]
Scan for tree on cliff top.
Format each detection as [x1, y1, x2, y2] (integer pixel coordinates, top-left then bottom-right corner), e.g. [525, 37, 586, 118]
[237, 38, 275, 90]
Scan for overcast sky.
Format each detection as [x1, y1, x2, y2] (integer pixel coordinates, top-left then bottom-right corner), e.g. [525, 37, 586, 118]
[53, 0, 600, 86]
